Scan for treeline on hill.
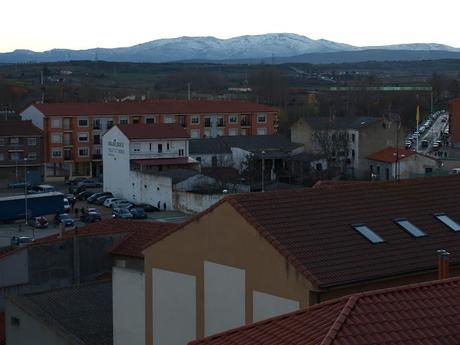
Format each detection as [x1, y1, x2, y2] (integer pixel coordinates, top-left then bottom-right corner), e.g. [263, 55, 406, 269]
[0, 60, 460, 134]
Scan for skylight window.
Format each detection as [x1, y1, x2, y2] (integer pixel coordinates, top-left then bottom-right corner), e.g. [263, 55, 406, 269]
[434, 213, 460, 232]
[394, 218, 426, 238]
[352, 224, 384, 244]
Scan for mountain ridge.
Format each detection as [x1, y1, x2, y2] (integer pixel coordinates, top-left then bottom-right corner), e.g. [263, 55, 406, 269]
[1, 33, 459, 64]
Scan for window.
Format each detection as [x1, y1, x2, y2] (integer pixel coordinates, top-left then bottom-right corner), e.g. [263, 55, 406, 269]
[164, 116, 175, 124]
[78, 133, 89, 143]
[78, 148, 89, 157]
[106, 120, 114, 130]
[257, 114, 267, 123]
[93, 134, 101, 145]
[0, 138, 4, 146]
[204, 117, 211, 128]
[167, 143, 170, 151]
[229, 115, 238, 124]
[93, 119, 101, 130]
[385, 168, 390, 180]
[190, 129, 200, 139]
[435, 213, 460, 231]
[316, 163, 323, 171]
[352, 149, 355, 158]
[145, 117, 155, 124]
[241, 115, 250, 126]
[228, 128, 238, 136]
[178, 149, 184, 156]
[119, 117, 129, 125]
[51, 118, 61, 128]
[257, 128, 267, 135]
[158, 144, 163, 153]
[10, 152, 21, 161]
[217, 117, 224, 127]
[27, 152, 37, 160]
[352, 133, 356, 143]
[132, 117, 140, 124]
[352, 224, 384, 244]
[78, 118, 88, 127]
[133, 144, 141, 152]
[0, 153, 3, 161]
[196, 157, 201, 162]
[394, 218, 426, 237]
[10, 137, 19, 145]
[51, 133, 62, 144]
[27, 137, 37, 146]
[63, 133, 72, 145]
[52, 149, 62, 158]
[191, 115, 200, 125]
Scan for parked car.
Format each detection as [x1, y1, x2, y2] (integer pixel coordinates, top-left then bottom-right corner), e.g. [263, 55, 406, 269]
[81, 211, 102, 223]
[65, 194, 76, 204]
[10, 236, 34, 246]
[104, 198, 121, 208]
[77, 190, 93, 200]
[95, 194, 113, 205]
[87, 192, 112, 204]
[132, 203, 160, 212]
[30, 216, 48, 229]
[63, 198, 71, 212]
[111, 200, 133, 209]
[76, 179, 102, 189]
[54, 213, 75, 227]
[130, 207, 147, 219]
[66, 177, 86, 185]
[112, 207, 133, 219]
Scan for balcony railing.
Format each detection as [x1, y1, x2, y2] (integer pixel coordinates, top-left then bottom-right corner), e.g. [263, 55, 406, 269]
[240, 120, 251, 127]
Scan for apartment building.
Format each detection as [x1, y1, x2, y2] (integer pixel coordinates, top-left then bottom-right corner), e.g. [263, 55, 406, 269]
[20, 100, 279, 180]
[0, 120, 43, 185]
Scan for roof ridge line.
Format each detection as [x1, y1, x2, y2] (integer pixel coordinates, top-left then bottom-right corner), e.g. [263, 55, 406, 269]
[320, 294, 360, 345]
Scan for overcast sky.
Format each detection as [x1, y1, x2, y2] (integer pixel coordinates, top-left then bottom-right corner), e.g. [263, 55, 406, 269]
[2, 0, 459, 52]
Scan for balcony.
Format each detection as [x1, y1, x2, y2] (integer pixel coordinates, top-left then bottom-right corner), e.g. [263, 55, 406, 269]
[240, 120, 251, 127]
[92, 154, 102, 160]
[64, 154, 73, 161]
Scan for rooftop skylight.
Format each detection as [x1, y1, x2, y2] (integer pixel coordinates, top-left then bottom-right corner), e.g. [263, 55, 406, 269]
[394, 218, 426, 238]
[434, 213, 460, 232]
[352, 224, 384, 244]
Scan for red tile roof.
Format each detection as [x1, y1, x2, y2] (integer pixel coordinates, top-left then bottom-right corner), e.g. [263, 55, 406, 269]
[169, 175, 460, 289]
[117, 123, 189, 140]
[132, 157, 198, 166]
[109, 221, 177, 258]
[31, 100, 279, 117]
[0, 120, 42, 137]
[366, 147, 418, 163]
[189, 277, 460, 345]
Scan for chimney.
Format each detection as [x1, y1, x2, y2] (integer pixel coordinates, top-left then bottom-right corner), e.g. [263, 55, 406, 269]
[437, 249, 450, 279]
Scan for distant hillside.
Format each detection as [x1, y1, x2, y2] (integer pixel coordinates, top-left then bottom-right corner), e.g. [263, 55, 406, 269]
[1, 33, 460, 64]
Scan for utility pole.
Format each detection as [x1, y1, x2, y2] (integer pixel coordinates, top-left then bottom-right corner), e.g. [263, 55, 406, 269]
[261, 151, 265, 192]
[24, 158, 28, 225]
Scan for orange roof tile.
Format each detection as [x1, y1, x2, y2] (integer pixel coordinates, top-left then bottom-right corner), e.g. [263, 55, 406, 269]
[190, 277, 460, 345]
[366, 146, 417, 163]
[32, 100, 279, 117]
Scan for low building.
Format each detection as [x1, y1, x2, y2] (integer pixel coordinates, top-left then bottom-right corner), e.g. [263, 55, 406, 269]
[189, 276, 460, 345]
[102, 123, 199, 210]
[290, 116, 405, 178]
[6, 281, 112, 345]
[366, 147, 441, 180]
[0, 120, 44, 186]
[142, 175, 460, 344]
[110, 221, 177, 345]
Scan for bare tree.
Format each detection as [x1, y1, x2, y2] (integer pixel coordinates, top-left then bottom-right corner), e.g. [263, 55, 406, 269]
[312, 129, 349, 176]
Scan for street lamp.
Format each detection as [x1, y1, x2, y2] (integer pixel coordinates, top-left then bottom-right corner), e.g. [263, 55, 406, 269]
[261, 151, 265, 192]
[24, 158, 28, 226]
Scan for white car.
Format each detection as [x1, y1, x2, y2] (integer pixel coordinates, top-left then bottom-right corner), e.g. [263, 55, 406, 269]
[63, 198, 71, 212]
[111, 200, 133, 209]
[104, 197, 121, 208]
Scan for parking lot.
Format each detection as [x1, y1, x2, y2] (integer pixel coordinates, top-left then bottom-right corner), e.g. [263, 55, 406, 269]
[0, 180, 191, 248]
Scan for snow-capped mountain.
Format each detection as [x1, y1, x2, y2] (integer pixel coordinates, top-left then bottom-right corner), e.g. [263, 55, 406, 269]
[0, 33, 459, 64]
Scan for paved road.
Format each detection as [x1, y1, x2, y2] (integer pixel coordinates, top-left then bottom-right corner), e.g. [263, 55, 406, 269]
[416, 112, 448, 154]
